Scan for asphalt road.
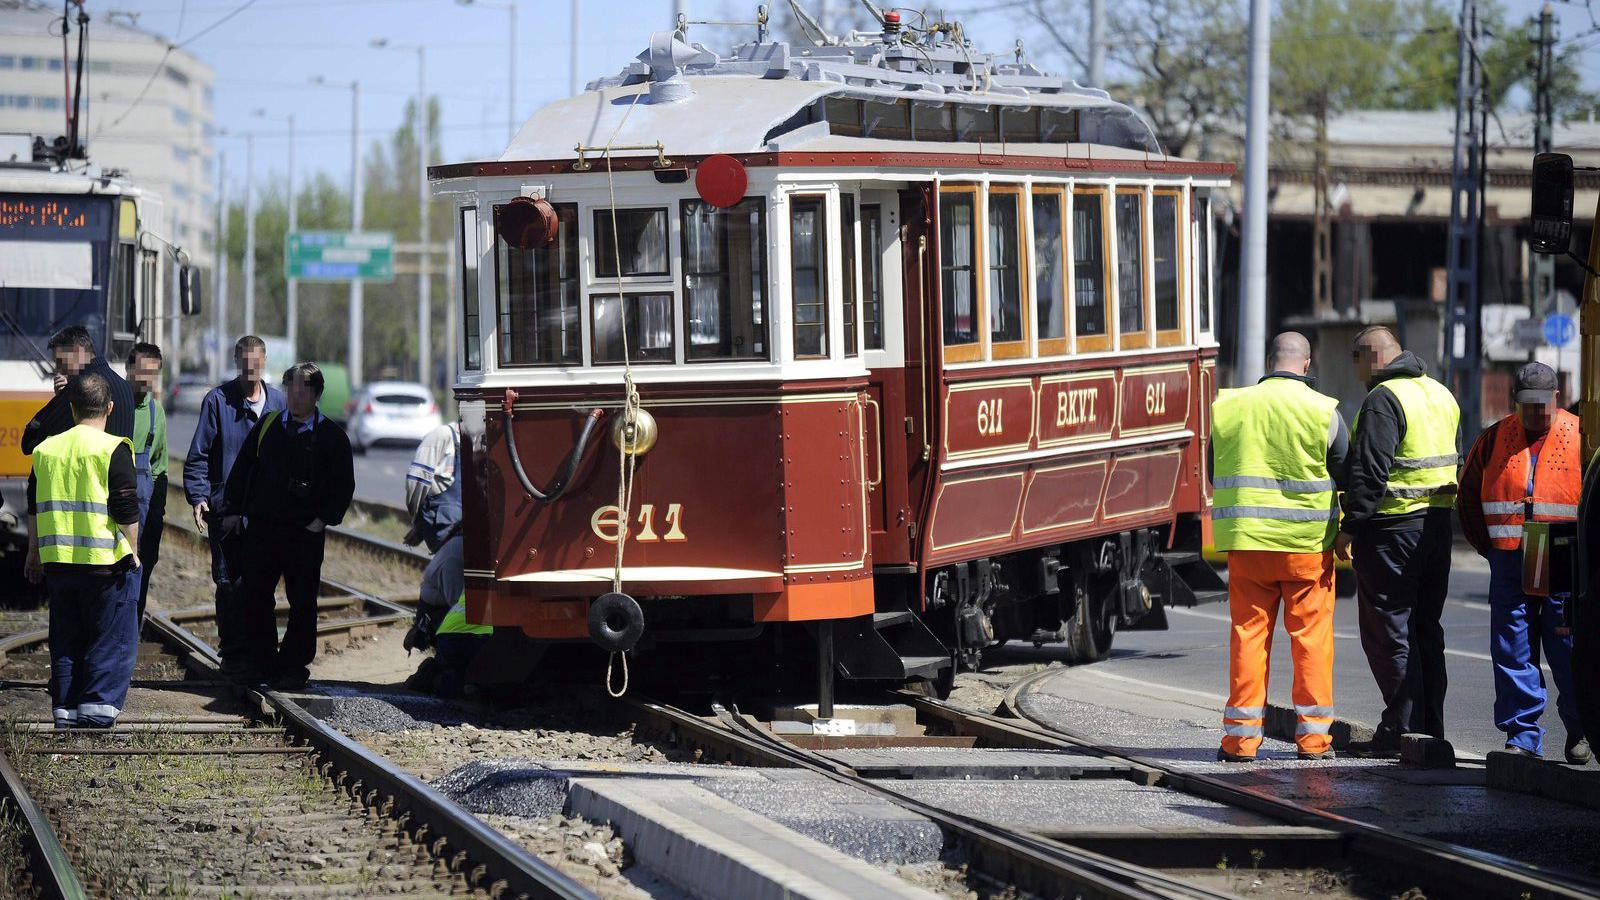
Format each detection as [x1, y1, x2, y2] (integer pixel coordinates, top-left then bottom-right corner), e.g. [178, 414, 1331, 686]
[1053, 548, 1580, 759]
[166, 411, 414, 508]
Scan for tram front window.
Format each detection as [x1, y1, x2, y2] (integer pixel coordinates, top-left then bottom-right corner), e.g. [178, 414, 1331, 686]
[0, 192, 114, 362]
[939, 190, 979, 356]
[592, 292, 675, 364]
[595, 208, 669, 278]
[495, 201, 581, 366]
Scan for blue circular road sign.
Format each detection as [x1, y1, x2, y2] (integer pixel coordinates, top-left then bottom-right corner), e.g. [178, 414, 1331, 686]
[1544, 313, 1577, 348]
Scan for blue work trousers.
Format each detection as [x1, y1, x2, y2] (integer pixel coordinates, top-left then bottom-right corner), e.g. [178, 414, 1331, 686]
[206, 515, 248, 666]
[47, 567, 139, 727]
[1487, 547, 1583, 754]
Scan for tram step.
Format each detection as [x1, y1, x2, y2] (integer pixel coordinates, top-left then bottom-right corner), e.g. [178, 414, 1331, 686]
[899, 655, 951, 679]
[873, 610, 915, 629]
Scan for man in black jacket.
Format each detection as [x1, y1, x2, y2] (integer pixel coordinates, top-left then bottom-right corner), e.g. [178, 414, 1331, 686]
[222, 363, 355, 689]
[22, 326, 134, 453]
[1334, 326, 1462, 756]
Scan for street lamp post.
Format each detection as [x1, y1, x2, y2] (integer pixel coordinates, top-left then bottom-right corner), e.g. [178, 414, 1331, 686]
[372, 39, 431, 389]
[253, 108, 297, 358]
[243, 131, 255, 336]
[312, 76, 364, 387]
[456, 0, 517, 144]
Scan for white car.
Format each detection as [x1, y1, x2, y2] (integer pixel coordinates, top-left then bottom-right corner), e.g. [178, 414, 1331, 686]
[346, 382, 442, 453]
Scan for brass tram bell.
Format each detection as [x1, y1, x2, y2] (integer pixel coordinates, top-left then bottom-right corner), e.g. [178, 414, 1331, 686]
[611, 407, 659, 457]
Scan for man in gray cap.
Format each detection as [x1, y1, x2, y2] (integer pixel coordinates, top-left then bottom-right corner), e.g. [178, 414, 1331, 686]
[1458, 362, 1589, 762]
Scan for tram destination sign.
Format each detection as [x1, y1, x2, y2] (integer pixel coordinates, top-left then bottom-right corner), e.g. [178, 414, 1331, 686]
[285, 231, 394, 282]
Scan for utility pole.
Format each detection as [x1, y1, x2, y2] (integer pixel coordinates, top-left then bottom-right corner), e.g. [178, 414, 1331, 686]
[351, 81, 364, 388]
[570, 0, 581, 96]
[417, 48, 431, 390]
[243, 132, 256, 337]
[1088, 0, 1105, 85]
[1237, 0, 1270, 384]
[1530, 4, 1557, 342]
[212, 149, 227, 383]
[1445, 0, 1486, 444]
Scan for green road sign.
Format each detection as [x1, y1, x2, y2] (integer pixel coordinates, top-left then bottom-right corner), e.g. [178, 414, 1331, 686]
[285, 231, 395, 282]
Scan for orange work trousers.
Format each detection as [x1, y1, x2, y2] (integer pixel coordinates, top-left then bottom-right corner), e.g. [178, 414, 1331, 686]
[1221, 550, 1336, 756]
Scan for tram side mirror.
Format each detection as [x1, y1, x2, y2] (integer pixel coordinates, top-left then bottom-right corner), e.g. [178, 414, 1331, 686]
[179, 264, 203, 316]
[495, 196, 560, 250]
[1531, 152, 1574, 255]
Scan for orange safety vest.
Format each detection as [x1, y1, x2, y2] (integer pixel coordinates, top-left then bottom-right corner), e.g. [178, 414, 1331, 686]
[1481, 409, 1582, 550]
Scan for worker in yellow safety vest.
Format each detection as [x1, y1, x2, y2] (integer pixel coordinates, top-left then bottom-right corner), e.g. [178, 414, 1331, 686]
[1335, 325, 1461, 757]
[405, 593, 491, 699]
[23, 372, 142, 729]
[1211, 332, 1349, 762]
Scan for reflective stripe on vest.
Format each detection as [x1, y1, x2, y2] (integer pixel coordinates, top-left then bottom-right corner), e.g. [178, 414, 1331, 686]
[437, 594, 492, 637]
[1211, 377, 1341, 553]
[1480, 410, 1582, 551]
[32, 425, 133, 567]
[1373, 375, 1460, 515]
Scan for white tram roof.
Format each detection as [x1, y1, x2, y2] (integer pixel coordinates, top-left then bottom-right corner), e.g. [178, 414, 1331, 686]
[492, 23, 1176, 168]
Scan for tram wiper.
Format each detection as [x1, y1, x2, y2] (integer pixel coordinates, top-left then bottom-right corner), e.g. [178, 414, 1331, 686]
[500, 389, 607, 502]
[0, 311, 55, 380]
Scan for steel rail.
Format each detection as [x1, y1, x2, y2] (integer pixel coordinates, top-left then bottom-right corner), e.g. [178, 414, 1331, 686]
[625, 697, 1235, 900]
[896, 669, 1600, 900]
[0, 741, 88, 900]
[144, 610, 595, 900]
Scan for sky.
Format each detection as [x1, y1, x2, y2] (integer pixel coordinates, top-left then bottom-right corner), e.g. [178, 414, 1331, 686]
[103, 0, 1600, 197]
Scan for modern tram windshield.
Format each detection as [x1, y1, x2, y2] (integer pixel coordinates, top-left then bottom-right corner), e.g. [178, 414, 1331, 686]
[0, 193, 115, 361]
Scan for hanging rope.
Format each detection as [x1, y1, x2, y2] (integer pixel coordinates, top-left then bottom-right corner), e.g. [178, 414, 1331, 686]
[603, 86, 648, 599]
[606, 650, 630, 698]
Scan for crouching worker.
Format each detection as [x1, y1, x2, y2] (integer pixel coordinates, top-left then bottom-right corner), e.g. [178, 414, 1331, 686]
[406, 592, 491, 698]
[23, 373, 141, 728]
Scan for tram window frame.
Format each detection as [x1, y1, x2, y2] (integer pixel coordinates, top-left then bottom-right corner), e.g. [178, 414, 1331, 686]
[1114, 188, 1151, 350]
[1031, 186, 1069, 357]
[494, 200, 582, 368]
[912, 103, 954, 142]
[1071, 187, 1112, 354]
[593, 206, 671, 280]
[1040, 108, 1080, 144]
[824, 96, 864, 137]
[1195, 190, 1215, 336]
[1001, 107, 1041, 143]
[938, 185, 983, 364]
[955, 105, 999, 144]
[109, 197, 138, 358]
[1151, 188, 1186, 347]
[987, 185, 1029, 360]
[840, 194, 860, 358]
[863, 99, 911, 140]
[679, 196, 769, 362]
[590, 292, 677, 365]
[861, 204, 885, 351]
[458, 205, 482, 371]
[789, 194, 830, 360]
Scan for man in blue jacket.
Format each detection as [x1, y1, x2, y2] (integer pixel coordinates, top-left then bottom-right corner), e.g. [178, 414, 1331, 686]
[182, 335, 283, 679]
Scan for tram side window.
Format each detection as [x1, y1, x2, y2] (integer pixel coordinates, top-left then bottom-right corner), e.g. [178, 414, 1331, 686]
[987, 189, 1024, 355]
[940, 190, 980, 358]
[592, 293, 675, 364]
[863, 100, 910, 141]
[1152, 192, 1182, 337]
[861, 204, 885, 351]
[1073, 190, 1111, 351]
[841, 194, 858, 358]
[594, 207, 669, 278]
[459, 206, 481, 371]
[1031, 190, 1067, 353]
[790, 196, 829, 359]
[495, 201, 581, 366]
[955, 106, 999, 143]
[680, 197, 768, 361]
[110, 197, 138, 357]
[1115, 192, 1147, 344]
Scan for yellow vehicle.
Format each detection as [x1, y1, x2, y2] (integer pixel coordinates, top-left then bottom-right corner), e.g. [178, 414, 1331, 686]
[0, 147, 202, 583]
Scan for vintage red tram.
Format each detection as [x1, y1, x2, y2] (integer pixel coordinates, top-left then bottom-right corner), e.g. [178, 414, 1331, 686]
[430, 13, 1231, 697]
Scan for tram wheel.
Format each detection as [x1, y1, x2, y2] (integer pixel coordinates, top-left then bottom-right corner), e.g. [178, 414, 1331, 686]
[1063, 567, 1114, 665]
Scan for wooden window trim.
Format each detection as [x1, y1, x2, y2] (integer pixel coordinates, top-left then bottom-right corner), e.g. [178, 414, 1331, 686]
[987, 185, 1031, 361]
[1152, 187, 1187, 348]
[789, 193, 831, 360]
[940, 184, 984, 364]
[1032, 185, 1069, 358]
[1072, 188, 1113, 354]
[1114, 187, 1151, 351]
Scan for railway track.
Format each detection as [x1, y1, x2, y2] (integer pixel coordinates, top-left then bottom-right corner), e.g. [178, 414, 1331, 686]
[0, 562, 589, 899]
[620, 687, 1600, 900]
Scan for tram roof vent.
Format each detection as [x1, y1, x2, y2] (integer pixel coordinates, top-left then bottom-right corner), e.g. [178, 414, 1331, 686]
[645, 31, 716, 104]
